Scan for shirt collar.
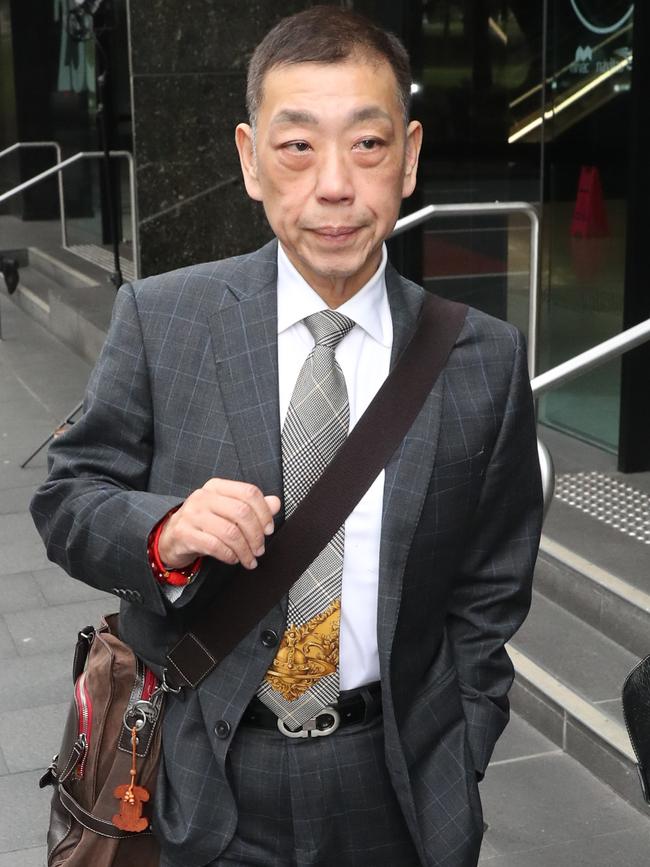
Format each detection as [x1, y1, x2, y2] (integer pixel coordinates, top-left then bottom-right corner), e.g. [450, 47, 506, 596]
[276, 242, 391, 347]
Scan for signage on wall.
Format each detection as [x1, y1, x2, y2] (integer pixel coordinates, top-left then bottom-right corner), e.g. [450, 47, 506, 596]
[569, 1, 633, 36]
[570, 45, 629, 75]
[569, 2, 633, 76]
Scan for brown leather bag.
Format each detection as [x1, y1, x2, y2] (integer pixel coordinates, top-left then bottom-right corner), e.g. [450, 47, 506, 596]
[40, 614, 161, 866]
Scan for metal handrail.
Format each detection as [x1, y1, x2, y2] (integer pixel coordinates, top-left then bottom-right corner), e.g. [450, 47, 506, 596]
[389, 202, 650, 514]
[538, 439, 555, 520]
[531, 318, 650, 397]
[0, 141, 66, 249]
[392, 201, 540, 376]
[0, 150, 139, 279]
[532, 317, 650, 514]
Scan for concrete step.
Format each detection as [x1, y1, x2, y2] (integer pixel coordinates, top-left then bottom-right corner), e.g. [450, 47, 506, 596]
[535, 536, 650, 660]
[27, 246, 100, 291]
[10, 266, 53, 329]
[509, 580, 644, 810]
[509, 430, 650, 814]
[10, 249, 115, 366]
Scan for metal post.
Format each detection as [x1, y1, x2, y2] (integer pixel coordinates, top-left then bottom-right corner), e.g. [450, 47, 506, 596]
[55, 144, 67, 248]
[20, 401, 84, 468]
[124, 152, 140, 279]
[537, 438, 555, 520]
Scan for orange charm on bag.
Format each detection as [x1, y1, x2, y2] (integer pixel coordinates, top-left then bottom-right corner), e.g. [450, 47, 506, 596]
[112, 725, 150, 832]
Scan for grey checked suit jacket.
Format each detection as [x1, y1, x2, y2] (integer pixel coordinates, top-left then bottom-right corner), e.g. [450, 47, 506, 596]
[31, 239, 543, 867]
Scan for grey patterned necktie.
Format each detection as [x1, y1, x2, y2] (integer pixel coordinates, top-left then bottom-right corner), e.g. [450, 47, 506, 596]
[257, 309, 356, 729]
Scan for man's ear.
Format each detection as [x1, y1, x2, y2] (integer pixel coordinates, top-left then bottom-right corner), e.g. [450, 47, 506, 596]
[235, 123, 263, 202]
[401, 120, 423, 199]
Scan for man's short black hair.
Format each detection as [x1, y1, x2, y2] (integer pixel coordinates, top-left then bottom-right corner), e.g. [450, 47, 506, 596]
[246, 5, 412, 127]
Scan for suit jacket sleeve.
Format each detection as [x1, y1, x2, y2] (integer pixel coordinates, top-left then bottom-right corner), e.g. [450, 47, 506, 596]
[30, 282, 193, 617]
[447, 329, 542, 777]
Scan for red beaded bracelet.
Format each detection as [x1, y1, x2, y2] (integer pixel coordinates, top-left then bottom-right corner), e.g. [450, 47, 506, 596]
[148, 511, 202, 587]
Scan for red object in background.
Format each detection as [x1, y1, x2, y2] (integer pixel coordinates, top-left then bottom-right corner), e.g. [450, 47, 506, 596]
[571, 166, 610, 238]
[423, 237, 506, 278]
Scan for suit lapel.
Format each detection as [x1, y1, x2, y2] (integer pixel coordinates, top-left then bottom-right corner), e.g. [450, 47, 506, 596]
[207, 240, 283, 503]
[199, 242, 287, 728]
[377, 266, 445, 664]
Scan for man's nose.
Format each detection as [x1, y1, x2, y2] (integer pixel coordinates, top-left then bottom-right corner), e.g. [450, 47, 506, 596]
[314, 147, 354, 204]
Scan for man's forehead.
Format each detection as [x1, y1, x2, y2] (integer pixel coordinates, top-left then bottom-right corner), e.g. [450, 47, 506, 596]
[270, 105, 394, 127]
[258, 58, 402, 119]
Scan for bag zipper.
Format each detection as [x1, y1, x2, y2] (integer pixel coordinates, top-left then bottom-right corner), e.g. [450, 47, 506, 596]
[142, 667, 157, 702]
[71, 661, 158, 779]
[74, 670, 92, 779]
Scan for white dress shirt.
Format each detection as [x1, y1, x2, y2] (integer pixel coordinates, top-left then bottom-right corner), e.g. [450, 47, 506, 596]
[277, 242, 392, 689]
[164, 244, 392, 690]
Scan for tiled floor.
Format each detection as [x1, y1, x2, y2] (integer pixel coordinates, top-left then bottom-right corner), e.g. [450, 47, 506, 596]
[0, 293, 106, 865]
[1, 292, 649, 866]
[481, 716, 650, 866]
[541, 426, 650, 594]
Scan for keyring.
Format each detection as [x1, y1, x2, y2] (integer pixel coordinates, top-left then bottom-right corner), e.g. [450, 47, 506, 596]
[123, 701, 151, 731]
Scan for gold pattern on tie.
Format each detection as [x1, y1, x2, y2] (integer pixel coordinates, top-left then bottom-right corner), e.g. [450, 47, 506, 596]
[264, 600, 341, 702]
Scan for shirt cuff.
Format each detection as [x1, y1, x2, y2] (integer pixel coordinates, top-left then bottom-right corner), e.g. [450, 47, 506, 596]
[147, 508, 202, 587]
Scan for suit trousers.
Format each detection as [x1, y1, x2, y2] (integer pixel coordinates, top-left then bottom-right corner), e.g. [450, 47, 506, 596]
[208, 711, 421, 867]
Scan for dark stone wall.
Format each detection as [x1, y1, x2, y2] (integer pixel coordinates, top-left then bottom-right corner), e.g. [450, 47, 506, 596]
[127, 0, 334, 277]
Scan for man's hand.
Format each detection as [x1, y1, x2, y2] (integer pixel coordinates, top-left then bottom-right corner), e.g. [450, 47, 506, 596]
[158, 479, 281, 570]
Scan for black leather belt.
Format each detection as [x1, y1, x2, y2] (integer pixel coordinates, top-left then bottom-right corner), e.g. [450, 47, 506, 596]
[241, 682, 382, 738]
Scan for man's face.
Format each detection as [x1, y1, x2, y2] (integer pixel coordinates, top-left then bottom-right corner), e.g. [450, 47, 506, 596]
[236, 57, 422, 303]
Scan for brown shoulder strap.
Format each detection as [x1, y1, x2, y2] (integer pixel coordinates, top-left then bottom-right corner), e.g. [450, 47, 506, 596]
[165, 293, 468, 690]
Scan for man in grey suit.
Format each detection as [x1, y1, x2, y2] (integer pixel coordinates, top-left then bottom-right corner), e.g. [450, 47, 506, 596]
[31, 7, 542, 866]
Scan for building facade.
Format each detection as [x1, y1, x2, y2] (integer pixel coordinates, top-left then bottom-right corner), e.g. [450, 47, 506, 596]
[0, 0, 648, 470]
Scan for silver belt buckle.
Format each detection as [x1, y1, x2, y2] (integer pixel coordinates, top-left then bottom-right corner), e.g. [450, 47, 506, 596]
[277, 706, 341, 738]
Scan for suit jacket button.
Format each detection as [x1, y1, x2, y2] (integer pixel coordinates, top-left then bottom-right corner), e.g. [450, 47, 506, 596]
[215, 720, 231, 739]
[132, 591, 143, 604]
[261, 628, 278, 647]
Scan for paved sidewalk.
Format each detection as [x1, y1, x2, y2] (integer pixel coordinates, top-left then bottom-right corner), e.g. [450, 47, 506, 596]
[1, 292, 649, 866]
[0, 293, 107, 866]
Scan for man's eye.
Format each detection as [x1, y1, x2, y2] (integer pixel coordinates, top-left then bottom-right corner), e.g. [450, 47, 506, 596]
[355, 139, 380, 151]
[287, 141, 311, 153]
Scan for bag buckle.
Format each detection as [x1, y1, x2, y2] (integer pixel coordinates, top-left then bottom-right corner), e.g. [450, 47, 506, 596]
[159, 667, 183, 695]
[276, 707, 341, 738]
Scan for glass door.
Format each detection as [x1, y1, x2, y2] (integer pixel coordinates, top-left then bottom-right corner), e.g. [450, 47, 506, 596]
[535, 1, 633, 451]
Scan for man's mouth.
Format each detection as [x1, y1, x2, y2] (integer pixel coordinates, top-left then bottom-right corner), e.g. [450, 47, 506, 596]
[311, 226, 361, 239]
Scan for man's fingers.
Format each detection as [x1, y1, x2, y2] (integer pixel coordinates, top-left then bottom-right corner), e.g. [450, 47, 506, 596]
[191, 528, 240, 568]
[183, 518, 258, 569]
[159, 481, 283, 569]
[264, 495, 282, 530]
[197, 508, 263, 568]
[192, 493, 281, 568]
[264, 495, 281, 513]
[204, 479, 279, 536]
[204, 494, 268, 554]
